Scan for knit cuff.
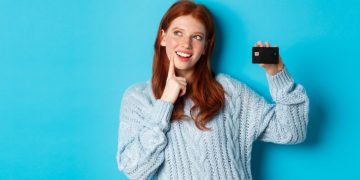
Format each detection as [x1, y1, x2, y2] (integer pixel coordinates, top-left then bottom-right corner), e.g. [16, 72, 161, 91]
[150, 99, 174, 132]
[266, 67, 294, 95]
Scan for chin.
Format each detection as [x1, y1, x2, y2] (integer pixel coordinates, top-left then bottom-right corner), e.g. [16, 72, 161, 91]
[174, 64, 194, 71]
[175, 65, 191, 70]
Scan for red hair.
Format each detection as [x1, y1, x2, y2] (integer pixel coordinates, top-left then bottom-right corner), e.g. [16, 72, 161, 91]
[152, 0, 225, 131]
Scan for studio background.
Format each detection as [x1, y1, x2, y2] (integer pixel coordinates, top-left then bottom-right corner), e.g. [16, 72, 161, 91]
[1, 0, 359, 179]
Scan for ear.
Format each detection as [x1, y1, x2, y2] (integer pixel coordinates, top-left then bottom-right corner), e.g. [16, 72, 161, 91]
[160, 29, 166, 47]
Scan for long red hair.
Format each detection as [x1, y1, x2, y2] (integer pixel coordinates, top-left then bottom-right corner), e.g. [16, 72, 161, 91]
[151, 0, 224, 131]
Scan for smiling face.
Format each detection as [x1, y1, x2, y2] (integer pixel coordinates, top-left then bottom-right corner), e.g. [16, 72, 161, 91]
[160, 15, 207, 78]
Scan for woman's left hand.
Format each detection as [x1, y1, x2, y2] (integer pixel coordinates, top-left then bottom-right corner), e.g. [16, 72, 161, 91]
[254, 41, 284, 76]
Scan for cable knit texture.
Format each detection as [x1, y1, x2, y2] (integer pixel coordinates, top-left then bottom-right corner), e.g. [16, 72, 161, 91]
[116, 67, 309, 180]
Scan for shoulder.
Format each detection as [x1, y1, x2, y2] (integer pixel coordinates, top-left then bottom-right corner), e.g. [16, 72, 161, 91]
[121, 80, 155, 106]
[123, 81, 149, 95]
[215, 73, 251, 98]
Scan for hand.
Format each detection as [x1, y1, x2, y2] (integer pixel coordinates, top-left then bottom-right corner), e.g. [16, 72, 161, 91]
[254, 41, 284, 76]
[160, 53, 187, 104]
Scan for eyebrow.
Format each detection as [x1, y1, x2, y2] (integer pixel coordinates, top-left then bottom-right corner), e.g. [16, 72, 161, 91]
[172, 27, 205, 36]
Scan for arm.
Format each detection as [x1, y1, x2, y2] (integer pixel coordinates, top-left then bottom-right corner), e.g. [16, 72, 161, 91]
[254, 68, 309, 144]
[247, 41, 309, 144]
[116, 85, 173, 179]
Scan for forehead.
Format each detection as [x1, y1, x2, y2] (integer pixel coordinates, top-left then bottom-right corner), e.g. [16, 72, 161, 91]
[168, 15, 206, 34]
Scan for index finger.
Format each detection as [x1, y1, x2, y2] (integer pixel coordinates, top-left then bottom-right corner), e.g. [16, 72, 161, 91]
[167, 53, 175, 79]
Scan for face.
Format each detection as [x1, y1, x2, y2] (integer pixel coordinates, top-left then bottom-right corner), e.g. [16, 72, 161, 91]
[160, 15, 207, 76]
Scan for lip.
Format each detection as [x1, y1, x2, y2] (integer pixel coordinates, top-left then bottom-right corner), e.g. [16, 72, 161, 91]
[176, 50, 193, 55]
[175, 50, 193, 62]
[176, 54, 191, 62]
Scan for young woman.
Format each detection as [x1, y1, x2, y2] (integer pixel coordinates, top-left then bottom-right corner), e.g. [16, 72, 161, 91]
[116, 1, 309, 179]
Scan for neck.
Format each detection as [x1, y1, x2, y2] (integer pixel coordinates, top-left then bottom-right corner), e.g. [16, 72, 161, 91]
[176, 69, 194, 83]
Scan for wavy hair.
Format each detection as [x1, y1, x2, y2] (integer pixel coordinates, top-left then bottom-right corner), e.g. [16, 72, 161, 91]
[151, 0, 224, 131]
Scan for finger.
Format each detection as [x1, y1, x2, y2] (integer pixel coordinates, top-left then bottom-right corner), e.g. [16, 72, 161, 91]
[179, 85, 187, 97]
[257, 41, 263, 47]
[177, 80, 187, 87]
[265, 41, 270, 47]
[175, 77, 187, 86]
[175, 76, 187, 82]
[167, 53, 175, 79]
[279, 55, 283, 64]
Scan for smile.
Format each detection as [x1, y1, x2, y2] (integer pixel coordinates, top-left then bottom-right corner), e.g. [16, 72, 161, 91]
[176, 51, 192, 58]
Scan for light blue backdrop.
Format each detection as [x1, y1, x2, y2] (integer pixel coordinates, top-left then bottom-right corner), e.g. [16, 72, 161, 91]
[1, 0, 359, 179]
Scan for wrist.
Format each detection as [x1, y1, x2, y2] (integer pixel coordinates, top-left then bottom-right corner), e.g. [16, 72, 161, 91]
[266, 64, 284, 76]
[160, 95, 174, 104]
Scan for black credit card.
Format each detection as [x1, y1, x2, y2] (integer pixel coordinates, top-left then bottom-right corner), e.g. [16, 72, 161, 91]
[252, 47, 279, 64]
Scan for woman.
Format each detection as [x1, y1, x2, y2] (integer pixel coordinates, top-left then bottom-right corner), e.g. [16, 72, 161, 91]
[116, 1, 309, 179]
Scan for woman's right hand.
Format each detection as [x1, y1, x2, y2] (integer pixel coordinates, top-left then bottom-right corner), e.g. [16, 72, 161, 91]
[160, 53, 187, 104]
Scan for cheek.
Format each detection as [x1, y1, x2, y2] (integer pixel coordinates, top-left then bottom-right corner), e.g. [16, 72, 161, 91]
[168, 37, 179, 48]
[165, 37, 179, 58]
[193, 42, 205, 53]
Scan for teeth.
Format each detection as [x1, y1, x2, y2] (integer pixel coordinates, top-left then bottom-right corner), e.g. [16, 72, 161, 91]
[176, 51, 191, 58]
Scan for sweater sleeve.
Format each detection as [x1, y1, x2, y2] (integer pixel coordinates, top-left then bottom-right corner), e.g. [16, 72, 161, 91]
[116, 84, 174, 179]
[253, 67, 309, 144]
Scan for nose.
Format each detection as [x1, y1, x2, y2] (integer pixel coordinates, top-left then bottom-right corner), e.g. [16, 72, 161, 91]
[180, 36, 192, 49]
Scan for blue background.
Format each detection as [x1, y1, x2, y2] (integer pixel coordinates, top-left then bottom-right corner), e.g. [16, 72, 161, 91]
[1, 0, 359, 179]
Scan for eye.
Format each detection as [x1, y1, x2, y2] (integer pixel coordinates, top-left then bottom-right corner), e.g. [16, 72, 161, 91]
[193, 35, 203, 41]
[174, 31, 182, 36]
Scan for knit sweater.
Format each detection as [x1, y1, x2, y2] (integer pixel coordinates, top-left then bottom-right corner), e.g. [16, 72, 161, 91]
[116, 67, 309, 180]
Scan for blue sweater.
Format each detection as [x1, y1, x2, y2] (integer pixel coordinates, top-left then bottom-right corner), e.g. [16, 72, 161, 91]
[116, 68, 309, 180]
